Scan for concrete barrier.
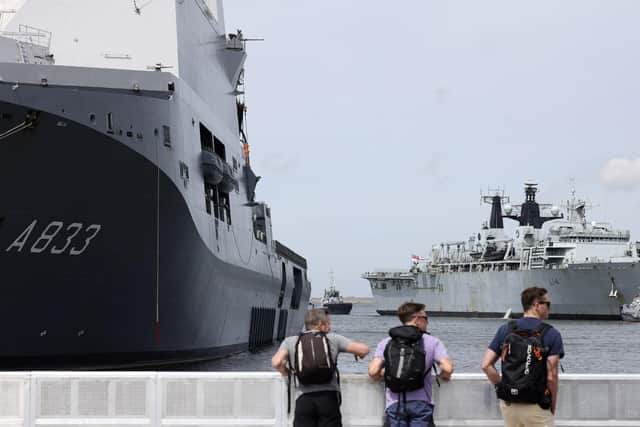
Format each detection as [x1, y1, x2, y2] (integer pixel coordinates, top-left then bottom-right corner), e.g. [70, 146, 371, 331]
[1, 372, 639, 426]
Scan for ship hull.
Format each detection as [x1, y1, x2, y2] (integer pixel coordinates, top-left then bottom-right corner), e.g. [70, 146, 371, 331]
[323, 303, 353, 315]
[367, 264, 640, 320]
[0, 93, 309, 369]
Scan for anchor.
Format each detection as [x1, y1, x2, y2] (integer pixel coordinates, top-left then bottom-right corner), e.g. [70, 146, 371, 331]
[608, 276, 618, 298]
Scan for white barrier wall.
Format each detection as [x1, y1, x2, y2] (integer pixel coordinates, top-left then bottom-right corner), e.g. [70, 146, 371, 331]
[1, 372, 640, 427]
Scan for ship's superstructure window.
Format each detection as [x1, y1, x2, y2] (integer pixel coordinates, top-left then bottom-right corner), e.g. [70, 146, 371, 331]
[219, 191, 231, 225]
[214, 136, 226, 161]
[200, 123, 213, 151]
[253, 206, 267, 243]
[204, 183, 217, 217]
[205, 190, 211, 215]
[179, 162, 189, 187]
[89, 113, 96, 124]
[106, 112, 113, 133]
[163, 125, 171, 147]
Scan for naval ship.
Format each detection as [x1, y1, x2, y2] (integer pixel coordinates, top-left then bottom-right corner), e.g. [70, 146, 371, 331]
[363, 183, 640, 320]
[0, 0, 310, 369]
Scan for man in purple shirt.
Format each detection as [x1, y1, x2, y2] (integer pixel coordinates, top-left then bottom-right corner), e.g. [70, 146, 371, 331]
[369, 302, 454, 427]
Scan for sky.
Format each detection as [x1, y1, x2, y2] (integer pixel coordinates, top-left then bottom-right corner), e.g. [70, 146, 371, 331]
[222, 1, 640, 298]
[5, 0, 638, 298]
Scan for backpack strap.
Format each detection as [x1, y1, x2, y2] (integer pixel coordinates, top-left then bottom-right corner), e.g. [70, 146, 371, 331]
[507, 320, 519, 332]
[536, 322, 552, 337]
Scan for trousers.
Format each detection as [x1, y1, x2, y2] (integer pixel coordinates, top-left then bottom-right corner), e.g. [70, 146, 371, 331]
[294, 391, 342, 427]
[385, 400, 435, 427]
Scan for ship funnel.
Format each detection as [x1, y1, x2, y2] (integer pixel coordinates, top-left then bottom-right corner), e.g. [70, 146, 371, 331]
[481, 190, 509, 229]
[489, 195, 504, 229]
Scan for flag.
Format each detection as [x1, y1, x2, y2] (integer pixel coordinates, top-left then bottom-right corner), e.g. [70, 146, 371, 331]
[411, 254, 425, 262]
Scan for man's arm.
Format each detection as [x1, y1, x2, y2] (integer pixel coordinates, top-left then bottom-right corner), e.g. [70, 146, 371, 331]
[547, 355, 560, 415]
[271, 349, 289, 377]
[436, 357, 454, 382]
[346, 341, 370, 359]
[481, 349, 501, 385]
[368, 357, 384, 378]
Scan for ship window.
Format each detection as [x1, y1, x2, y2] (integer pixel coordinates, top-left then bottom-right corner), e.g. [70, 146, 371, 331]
[179, 161, 189, 187]
[89, 113, 96, 124]
[200, 123, 213, 151]
[219, 191, 231, 225]
[204, 184, 212, 215]
[106, 112, 113, 133]
[163, 125, 171, 147]
[214, 136, 226, 161]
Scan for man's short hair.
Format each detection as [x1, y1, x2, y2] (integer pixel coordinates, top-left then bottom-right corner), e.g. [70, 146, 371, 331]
[304, 308, 329, 329]
[521, 286, 548, 311]
[398, 302, 426, 324]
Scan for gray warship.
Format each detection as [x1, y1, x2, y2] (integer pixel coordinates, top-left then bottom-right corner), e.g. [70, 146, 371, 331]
[363, 183, 640, 320]
[0, 0, 310, 368]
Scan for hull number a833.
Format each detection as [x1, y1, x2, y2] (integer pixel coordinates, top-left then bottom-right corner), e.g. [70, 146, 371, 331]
[5, 220, 102, 255]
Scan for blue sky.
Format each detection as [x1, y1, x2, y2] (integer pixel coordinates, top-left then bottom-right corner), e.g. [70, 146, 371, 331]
[224, 1, 640, 297]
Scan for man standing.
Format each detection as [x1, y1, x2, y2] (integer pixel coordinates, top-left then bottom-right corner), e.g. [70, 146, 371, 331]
[481, 286, 565, 427]
[368, 302, 454, 427]
[271, 308, 369, 427]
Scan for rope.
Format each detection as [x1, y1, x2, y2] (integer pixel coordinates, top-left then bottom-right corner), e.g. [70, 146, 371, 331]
[230, 222, 255, 266]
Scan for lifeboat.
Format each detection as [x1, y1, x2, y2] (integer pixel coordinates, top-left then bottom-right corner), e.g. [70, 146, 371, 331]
[200, 150, 224, 185]
[219, 162, 237, 193]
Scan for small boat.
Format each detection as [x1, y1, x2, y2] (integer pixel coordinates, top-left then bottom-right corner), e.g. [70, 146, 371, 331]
[321, 273, 353, 315]
[621, 292, 640, 322]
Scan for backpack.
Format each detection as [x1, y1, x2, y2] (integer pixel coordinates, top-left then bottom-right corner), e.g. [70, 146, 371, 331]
[292, 331, 336, 385]
[496, 320, 552, 408]
[383, 325, 427, 393]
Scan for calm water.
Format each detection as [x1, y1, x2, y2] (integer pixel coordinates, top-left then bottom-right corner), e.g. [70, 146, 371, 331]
[170, 302, 640, 374]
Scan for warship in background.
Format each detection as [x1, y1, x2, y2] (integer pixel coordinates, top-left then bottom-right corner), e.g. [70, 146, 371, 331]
[0, 0, 310, 369]
[363, 183, 640, 320]
[321, 273, 352, 315]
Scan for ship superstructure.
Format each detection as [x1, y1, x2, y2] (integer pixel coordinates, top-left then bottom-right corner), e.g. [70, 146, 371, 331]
[363, 183, 640, 319]
[321, 272, 352, 315]
[0, 0, 310, 368]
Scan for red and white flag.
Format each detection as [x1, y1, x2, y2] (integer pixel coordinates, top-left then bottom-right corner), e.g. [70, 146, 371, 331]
[411, 254, 425, 262]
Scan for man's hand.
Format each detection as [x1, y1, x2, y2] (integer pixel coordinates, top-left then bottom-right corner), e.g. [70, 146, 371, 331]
[271, 349, 289, 377]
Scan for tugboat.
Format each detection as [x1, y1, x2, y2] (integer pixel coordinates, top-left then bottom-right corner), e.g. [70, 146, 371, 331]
[321, 273, 353, 315]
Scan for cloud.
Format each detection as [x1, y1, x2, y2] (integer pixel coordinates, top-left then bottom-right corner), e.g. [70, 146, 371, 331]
[600, 158, 640, 190]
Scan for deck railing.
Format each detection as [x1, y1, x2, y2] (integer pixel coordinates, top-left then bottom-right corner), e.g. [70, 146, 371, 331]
[1, 372, 639, 426]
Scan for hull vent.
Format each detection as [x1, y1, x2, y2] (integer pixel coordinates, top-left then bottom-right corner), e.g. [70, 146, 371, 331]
[248, 307, 276, 352]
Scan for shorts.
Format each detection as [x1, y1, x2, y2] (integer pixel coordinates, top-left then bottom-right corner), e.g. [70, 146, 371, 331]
[499, 400, 554, 427]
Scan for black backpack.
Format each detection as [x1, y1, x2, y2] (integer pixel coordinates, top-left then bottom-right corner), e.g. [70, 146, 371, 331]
[383, 325, 427, 393]
[496, 320, 552, 408]
[293, 331, 336, 385]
